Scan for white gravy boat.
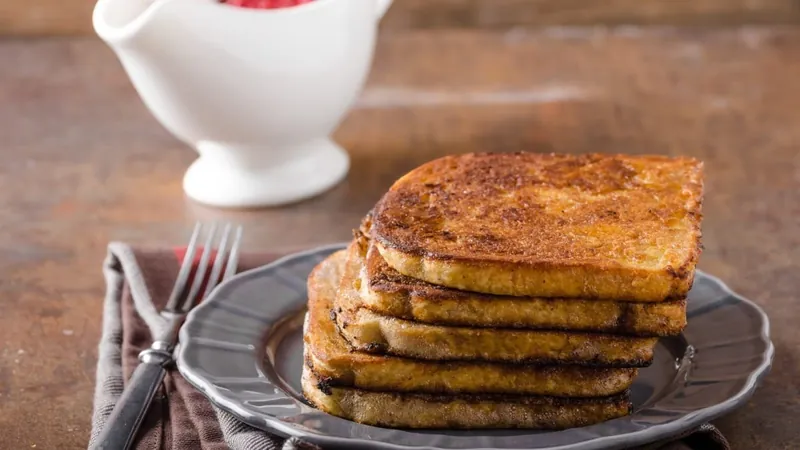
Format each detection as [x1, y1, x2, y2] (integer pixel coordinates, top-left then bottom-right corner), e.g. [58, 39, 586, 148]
[94, 0, 392, 207]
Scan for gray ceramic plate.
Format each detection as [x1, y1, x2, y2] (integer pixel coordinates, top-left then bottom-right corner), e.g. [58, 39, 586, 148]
[177, 243, 774, 450]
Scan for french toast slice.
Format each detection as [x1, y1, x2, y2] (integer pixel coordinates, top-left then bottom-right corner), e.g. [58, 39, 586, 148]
[306, 250, 637, 397]
[334, 243, 658, 366]
[370, 153, 704, 302]
[302, 366, 632, 430]
[356, 234, 687, 336]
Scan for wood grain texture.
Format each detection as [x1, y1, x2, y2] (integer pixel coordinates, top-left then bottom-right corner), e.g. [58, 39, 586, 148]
[1, 27, 799, 448]
[3, 0, 800, 35]
[384, 0, 800, 29]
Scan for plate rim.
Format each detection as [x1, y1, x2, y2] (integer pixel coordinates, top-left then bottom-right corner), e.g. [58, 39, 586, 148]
[177, 243, 774, 450]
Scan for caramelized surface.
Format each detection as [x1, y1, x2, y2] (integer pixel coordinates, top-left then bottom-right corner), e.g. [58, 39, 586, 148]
[357, 237, 687, 335]
[371, 153, 703, 301]
[302, 368, 632, 430]
[333, 245, 658, 366]
[305, 251, 638, 396]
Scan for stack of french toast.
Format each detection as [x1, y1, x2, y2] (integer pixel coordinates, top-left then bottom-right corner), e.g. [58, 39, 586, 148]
[303, 152, 704, 429]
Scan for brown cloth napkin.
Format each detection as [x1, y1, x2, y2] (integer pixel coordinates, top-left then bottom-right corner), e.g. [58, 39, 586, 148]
[89, 243, 315, 450]
[89, 243, 730, 450]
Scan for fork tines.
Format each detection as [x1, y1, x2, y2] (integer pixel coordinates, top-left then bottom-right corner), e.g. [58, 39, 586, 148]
[165, 223, 243, 314]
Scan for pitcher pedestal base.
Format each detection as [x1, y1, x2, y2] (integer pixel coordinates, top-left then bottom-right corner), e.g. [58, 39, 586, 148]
[183, 139, 349, 208]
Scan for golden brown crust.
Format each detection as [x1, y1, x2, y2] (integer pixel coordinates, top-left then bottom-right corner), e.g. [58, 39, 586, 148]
[370, 152, 704, 301]
[305, 250, 638, 396]
[332, 244, 658, 367]
[357, 235, 687, 335]
[302, 367, 632, 429]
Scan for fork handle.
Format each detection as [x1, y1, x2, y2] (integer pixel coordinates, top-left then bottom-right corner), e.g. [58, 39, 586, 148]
[93, 346, 171, 450]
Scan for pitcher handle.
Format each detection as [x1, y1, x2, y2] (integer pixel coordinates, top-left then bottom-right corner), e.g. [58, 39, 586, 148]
[376, 0, 393, 19]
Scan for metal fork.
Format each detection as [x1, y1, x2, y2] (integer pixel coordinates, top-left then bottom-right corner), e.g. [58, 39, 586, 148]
[94, 223, 243, 450]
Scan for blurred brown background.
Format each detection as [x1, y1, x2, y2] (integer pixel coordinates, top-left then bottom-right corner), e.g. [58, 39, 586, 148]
[3, 0, 799, 449]
[3, 0, 800, 35]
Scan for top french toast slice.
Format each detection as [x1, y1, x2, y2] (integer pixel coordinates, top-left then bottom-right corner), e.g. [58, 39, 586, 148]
[370, 152, 704, 302]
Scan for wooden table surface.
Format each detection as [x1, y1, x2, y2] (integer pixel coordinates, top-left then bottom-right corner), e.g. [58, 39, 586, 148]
[1, 26, 798, 449]
[9, 0, 800, 35]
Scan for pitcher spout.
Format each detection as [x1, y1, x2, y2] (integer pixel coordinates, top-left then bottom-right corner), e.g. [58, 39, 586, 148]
[93, 0, 171, 46]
